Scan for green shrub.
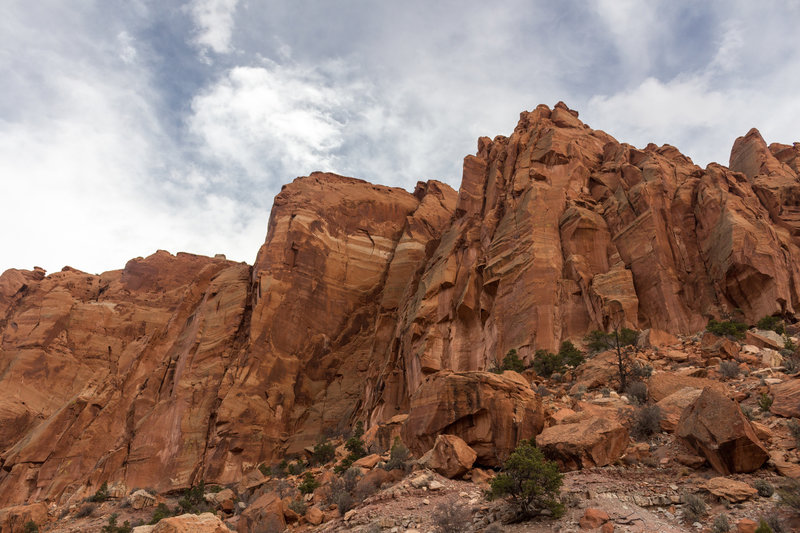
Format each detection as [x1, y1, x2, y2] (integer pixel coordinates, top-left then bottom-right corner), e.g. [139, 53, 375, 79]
[287, 460, 306, 476]
[258, 463, 270, 476]
[23, 522, 38, 533]
[719, 360, 740, 379]
[706, 319, 747, 339]
[585, 328, 637, 353]
[759, 393, 773, 413]
[491, 349, 526, 373]
[488, 439, 564, 519]
[757, 316, 785, 335]
[298, 472, 319, 495]
[755, 519, 773, 533]
[327, 467, 361, 515]
[89, 482, 110, 503]
[101, 514, 132, 533]
[288, 498, 307, 515]
[311, 440, 336, 465]
[630, 404, 663, 440]
[149, 503, 172, 525]
[273, 460, 288, 478]
[558, 341, 585, 367]
[754, 479, 774, 497]
[384, 437, 411, 471]
[336, 422, 366, 473]
[532, 350, 564, 378]
[177, 481, 210, 514]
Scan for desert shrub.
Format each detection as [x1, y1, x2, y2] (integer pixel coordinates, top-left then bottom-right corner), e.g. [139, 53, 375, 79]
[335, 422, 367, 473]
[432, 501, 471, 533]
[76, 503, 96, 518]
[757, 315, 785, 335]
[288, 498, 306, 515]
[762, 513, 786, 533]
[559, 341, 585, 367]
[742, 405, 755, 420]
[488, 439, 564, 519]
[311, 439, 336, 465]
[585, 328, 640, 391]
[89, 482, 110, 503]
[755, 519, 773, 533]
[625, 381, 648, 405]
[601, 387, 611, 397]
[287, 460, 305, 476]
[484, 524, 504, 533]
[532, 350, 564, 378]
[788, 418, 800, 447]
[501, 349, 525, 372]
[272, 460, 288, 478]
[298, 472, 319, 495]
[177, 481, 210, 514]
[327, 467, 361, 515]
[712, 514, 730, 533]
[354, 478, 379, 502]
[384, 437, 411, 471]
[682, 491, 707, 523]
[23, 522, 38, 533]
[101, 514, 132, 533]
[149, 503, 172, 525]
[755, 479, 774, 497]
[706, 319, 748, 339]
[759, 393, 773, 413]
[258, 463, 270, 476]
[630, 404, 663, 440]
[629, 362, 653, 380]
[719, 360, 740, 379]
[784, 355, 800, 373]
[778, 478, 800, 513]
[536, 385, 551, 396]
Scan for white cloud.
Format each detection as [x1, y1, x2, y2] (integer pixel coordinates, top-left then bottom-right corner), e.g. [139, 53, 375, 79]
[187, 0, 239, 55]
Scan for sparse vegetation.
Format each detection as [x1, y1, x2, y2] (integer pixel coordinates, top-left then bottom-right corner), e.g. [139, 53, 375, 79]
[755, 519, 774, 533]
[706, 319, 748, 339]
[778, 478, 800, 513]
[532, 349, 563, 378]
[558, 340, 585, 367]
[681, 491, 707, 523]
[23, 522, 39, 533]
[757, 315, 785, 335]
[288, 498, 307, 516]
[76, 503, 96, 518]
[384, 437, 411, 471]
[177, 481, 211, 514]
[258, 463, 270, 476]
[788, 418, 800, 447]
[311, 439, 336, 465]
[625, 381, 648, 404]
[335, 422, 367, 473]
[585, 327, 639, 391]
[759, 392, 773, 413]
[88, 482, 110, 503]
[719, 360, 740, 380]
[287, 459, 306, 476]
[712, 514, 730, 533]
[755, 479, 774, 498]
[488, 439, 564, 519]
[432, 501, 471, 533]
[298, 472, 319, 495]
[149, 503, 172, 525]
[100, 514, 132, 533]
[485, 524, 504, 533]
[762, 513, 787, 533]
[327, 467, 361, 515]
[630, 404, 663, 440]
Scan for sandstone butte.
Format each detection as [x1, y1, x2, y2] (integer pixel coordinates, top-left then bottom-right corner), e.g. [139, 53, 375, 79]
[1, 102, 799, 510]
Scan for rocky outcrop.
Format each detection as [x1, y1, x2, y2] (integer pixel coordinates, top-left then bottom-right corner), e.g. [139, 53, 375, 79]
[152, 513, 232, 533]
[676, 387, 768, 474]
[401, 371, 544, 466]
[3, 102, 800, 509]
[418, 434, 477, 478]
[769, 378, 800, 418]
[535, 415, 628, 470]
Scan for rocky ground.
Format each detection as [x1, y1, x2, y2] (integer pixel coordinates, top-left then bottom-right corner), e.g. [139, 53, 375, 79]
[4, 327, 800, 533]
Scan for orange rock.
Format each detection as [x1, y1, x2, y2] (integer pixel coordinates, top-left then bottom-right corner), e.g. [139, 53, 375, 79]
[151, 512, 231, 532]
[418, 434, 477, 478]
[736, 518, 758, 533]
[401, 371, 544, 467]
[648, 372, 725, 402]
[238, 493, 285, 533]
[579, 508, 610, 529]
[305, 506, 324, 526]
[601, 523, 615, 533]
[0, 502, 48, 533]
[770, 378, 800, 418]
[352, 454, 382, 469]
[655, 387, 703, 432]
[536, 416, 628, 470]
[700, 477, 758, 502]
[676, 387, 768, 474]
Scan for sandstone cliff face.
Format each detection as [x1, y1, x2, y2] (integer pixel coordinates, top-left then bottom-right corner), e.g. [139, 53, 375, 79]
[1, 105, 799, 508]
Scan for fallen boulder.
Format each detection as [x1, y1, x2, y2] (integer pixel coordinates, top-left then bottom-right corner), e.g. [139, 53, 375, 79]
[535, 415, 628, 470]
[418, 434, 477, 478]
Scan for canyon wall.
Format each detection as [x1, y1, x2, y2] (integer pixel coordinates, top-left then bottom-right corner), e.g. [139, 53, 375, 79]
[1, 104, 799, 507]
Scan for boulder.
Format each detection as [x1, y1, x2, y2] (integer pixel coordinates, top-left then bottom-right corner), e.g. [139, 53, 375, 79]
[699, 477, 758, 502]
[637, 328, 679, 348]
[580, 508, 610, 529]
[204, 488, 236, 513]
[770, 378, 800, 418]
[402, 371, 544, 467]
[418, 434, 477, 478]
[0, 502, 48, 533]
[130, 489, 157, 510]
[769, 451, 800, 479]
[152, 513, 232, 533]
[237, 492, 285, 533]
[306, 506, 324, 526]
[352, 454, 382, 469]
[676, 387, 768, 474]
[736, 518, 758, 533]
[535, 415, 628, 470]
[648, 372, 725, 402]
[745, 329, 784, 351]
[655, 387, 703, 432]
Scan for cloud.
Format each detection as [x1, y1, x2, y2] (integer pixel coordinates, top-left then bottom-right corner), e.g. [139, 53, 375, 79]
[187, 0, 239, 55]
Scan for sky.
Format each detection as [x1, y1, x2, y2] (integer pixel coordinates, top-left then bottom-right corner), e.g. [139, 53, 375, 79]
[2, 1, 799, 275]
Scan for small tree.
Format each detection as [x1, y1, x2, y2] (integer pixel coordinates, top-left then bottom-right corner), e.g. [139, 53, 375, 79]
[584, 327, 638, 392]
[532, 349, 563, 378]
[488, 439, 564, 519]
[311, 439, 336, 465]
[558, 341, 585, 367]
[298, 472, 319, 495]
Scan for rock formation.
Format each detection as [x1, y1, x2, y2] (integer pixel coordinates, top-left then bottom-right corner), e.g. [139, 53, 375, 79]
[1, 102, 800, 511]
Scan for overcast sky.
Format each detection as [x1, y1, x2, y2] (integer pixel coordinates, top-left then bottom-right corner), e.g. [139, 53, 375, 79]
[2, 1, 799, 275]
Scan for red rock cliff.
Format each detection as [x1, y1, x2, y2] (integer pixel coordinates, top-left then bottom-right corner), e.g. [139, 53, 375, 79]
[1, 105, 799, 507]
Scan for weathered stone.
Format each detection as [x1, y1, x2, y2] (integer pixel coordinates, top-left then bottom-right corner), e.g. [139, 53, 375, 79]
[580, 508, 610, 529]
[402, 371, 544, 467]
[237, 493, 285, 533]
[700, 477, 758, 502]
[745, 329, 784, 351]
[676, 387, 768, 474]
[0, 502, 48, 533]
[770, 378, 800, 418]
[655, 387, 703, 432]
[536, 416, 628, 470]
[152, 513, 231, 533]
[648, 372, 725, 402]
[418, 434, 477, 478]
[352, 454, 382, 469]
[130, 489, 156, 510]
[306, 506, 324, 526]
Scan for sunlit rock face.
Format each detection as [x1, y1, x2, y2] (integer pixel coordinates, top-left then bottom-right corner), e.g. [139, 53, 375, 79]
[2, 103, 799, 506]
